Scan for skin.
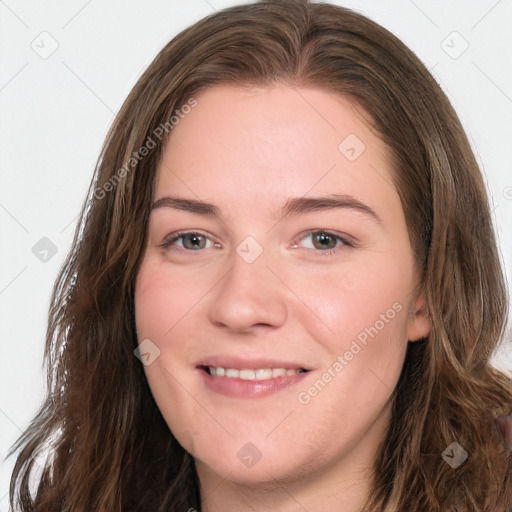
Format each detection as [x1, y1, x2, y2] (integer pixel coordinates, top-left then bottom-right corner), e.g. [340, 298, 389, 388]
[134, 85, 431, 512]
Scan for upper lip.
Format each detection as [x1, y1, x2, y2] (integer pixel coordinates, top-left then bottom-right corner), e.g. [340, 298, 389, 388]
[196, 356, 310, 371]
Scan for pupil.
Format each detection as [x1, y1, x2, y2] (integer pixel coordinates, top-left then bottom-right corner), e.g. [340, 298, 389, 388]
[184, 235, 205, 250]
[314, 232, 336, 250]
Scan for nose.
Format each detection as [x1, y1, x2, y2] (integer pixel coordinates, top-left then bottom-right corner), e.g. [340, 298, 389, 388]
[207, 247, 288, 332]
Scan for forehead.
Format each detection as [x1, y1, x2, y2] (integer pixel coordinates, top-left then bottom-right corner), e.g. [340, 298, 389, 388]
[154, 85, 398, 221]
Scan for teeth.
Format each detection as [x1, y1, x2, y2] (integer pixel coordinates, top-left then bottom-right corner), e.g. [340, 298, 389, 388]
[256, 368, 272, 379]
[239, 369, 255, 380]
[207, 366, 306, 380]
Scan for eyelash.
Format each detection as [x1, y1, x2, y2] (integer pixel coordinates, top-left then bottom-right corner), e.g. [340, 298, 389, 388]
[159, 230, 220, 251]
[159, 229, 354, 256]
[291, 230, 354, 256]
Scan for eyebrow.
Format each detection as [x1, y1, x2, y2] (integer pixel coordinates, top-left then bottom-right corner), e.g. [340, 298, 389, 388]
[152, 196, 220, 216]
[281, 195, 382, 224]
[151, 194, 382, 225]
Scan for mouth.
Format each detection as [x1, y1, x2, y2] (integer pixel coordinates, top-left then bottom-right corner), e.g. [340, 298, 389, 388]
[196, 362, 312, 399]
[198, 365, 310, 380]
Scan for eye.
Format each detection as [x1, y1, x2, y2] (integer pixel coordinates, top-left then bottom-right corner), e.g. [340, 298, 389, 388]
[160, 230, 220, 251]
[291, 230, 354, 255]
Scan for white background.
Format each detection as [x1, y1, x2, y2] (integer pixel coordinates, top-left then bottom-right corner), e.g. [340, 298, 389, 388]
[1, 1, 511, 508]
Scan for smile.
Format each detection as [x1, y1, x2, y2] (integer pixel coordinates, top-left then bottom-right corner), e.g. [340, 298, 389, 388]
[196, 365, 311, 398]
[203, 366, 309, 380]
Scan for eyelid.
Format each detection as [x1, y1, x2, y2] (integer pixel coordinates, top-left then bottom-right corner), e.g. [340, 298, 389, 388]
[159, 228, 355, 255]
[290, 229, 355, 253]
[159, 230, 220, 250]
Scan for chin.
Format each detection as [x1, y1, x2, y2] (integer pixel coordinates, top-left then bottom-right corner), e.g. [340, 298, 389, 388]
[194, 453, 302, 487]
[188, 434, 320, 488]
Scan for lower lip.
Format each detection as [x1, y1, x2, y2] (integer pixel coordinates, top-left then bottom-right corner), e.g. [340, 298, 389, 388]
[197, 368, 310, 399]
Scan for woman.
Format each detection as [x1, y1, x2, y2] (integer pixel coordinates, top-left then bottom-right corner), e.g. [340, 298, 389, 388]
[9, 0, 512, 510]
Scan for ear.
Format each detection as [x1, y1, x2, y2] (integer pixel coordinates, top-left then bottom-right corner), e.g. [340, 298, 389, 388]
[407, 291, 430, 342]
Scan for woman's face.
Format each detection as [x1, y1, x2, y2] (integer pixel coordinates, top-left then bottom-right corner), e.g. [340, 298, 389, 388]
[134, 85, 430, 488]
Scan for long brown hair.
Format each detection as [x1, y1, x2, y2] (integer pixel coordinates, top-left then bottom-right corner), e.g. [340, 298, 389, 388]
[9, 1, 511, 510]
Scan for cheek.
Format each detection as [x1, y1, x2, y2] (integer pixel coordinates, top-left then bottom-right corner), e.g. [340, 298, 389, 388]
[134, 260, 198, 400]
[134, 258, 210, 340]
[134, 260, 205, 451]
[284, 252, 413, 345]
[287, 255, 411, 406]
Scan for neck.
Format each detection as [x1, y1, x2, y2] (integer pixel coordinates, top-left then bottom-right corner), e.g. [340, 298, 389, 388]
[199, 463, 371, 512]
